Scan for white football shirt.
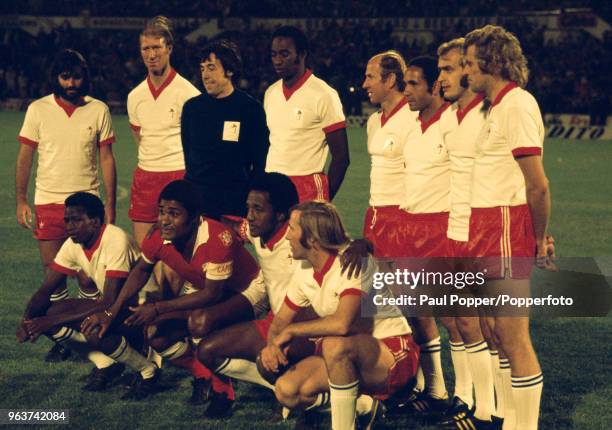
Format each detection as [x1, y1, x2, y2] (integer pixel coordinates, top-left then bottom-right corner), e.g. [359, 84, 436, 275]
[51, 224, 140, 294]
[367, 98, 419, 206]
[441, 94, 487, 241]
[127, 69, 200, 172]
[264, 70, 346, 175]
[402, 103, 452, 213]
[18, 95, 115, 205]
[471, 84, 544, 208]
[239, 222, 295, 314]
[284, 251, 411, 339]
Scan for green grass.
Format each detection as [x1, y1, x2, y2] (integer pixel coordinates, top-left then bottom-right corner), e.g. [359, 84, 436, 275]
[0, 111, 611, 429]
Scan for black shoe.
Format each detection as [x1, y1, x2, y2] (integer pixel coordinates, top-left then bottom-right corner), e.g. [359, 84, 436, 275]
[357, 398, 385, 430]
[188, 377, 211, 405]
[45, 343, 71, 362]
[204, 391, 234, 419]
[294, 409, 325, 430]
[438, 408, 495, 429]
[490, 416, 504, 430]
[438, 396, 471, 421]
[121, 366, 161, 400]
[82, 363, 125, 391]
[405, 391, 449, 420]
[265, 402, 288, 424]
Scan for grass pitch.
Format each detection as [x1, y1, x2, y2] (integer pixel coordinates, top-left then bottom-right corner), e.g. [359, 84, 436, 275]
[0, 111, 610, 429]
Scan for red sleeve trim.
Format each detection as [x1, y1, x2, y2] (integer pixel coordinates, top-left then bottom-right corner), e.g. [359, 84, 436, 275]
[284, 296, 305, 311]
[18, 136, 38, 148]
[512, 147, 542, 158]
[339, 288, 365, 298]
[50, 262, 77, 276]
[106, 270, 129, 279]
[129, 123, 141, 132]
[323, 120, 346, 135]
[98, 136, 116, 147]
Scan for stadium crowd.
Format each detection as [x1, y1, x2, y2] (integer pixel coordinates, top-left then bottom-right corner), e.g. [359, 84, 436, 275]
[1, 16, 611, 119]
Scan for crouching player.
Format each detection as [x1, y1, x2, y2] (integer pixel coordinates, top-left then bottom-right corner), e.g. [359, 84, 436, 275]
[17, 192, 159, 398]
[260, 201, 418, 430]
[83, 180, 259, 416]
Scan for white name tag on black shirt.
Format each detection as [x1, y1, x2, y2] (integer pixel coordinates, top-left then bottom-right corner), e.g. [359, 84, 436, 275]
[223, 121, 241, 142]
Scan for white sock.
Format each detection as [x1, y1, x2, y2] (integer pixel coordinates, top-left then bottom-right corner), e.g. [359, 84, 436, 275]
[147, 346, 163, 368]
[449, 341, 473, 407]
[305, 392, 330, 411]
[329, 380, 358, 430]
[512, 374, 543, 430]
[466, 341, 495, 421]
[51, 327, 116, 368]
[356, 395, 374, 416]
[500, 358, 516, 430]
[50, 288, 69, 302]
[415, 365, 425, 392]
[88, 350, 116, 369]
[215, 358, 274, 390]
[109, 336, 156, 379]
[159, 341, 189, 360]
[490, 350, 504, 418]
[78, 288, 101, 300]
[419, 337, 447, 399]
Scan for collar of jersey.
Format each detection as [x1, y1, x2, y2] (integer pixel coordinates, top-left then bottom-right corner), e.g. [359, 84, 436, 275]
[381, 97, 408, 127]
[313, 252, 337, 286]
[54, 95, 85, 117]
[490, 82, 518, 109]
[419, 102, 450, 133]
[283, 69, 313, 100]
[83, 224, 107, 261]
[261, 222, 289, 251]
[147, 68, 177, 100]
[456, 93, 485, 124]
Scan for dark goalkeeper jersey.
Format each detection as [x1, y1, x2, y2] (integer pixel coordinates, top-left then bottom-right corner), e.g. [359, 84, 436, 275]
[181, 89, 269, 218]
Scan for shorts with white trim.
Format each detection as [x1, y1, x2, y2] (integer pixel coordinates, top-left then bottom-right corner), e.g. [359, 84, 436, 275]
[289, 173, 329, 202]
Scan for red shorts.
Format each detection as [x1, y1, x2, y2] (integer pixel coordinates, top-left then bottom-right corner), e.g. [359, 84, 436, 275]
[34, 204, 67, 240]
[129, 167, 185, 223]
[253, 311, 275, 342]
[314, 333, 419, 398]
[289, 173, 329, 202]
[374, 334, 420, 397]
[402, 212, 450, 258]
[468, 205, 536, 279]
[363, 206, 413, 258]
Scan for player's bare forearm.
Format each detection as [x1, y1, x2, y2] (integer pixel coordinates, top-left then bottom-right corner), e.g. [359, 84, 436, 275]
[15, 144, 35, 204]
[108, 259, 153, 315]
[43, 300, 108, 327]
[99, 145, 117, 211]
[155, 279, 224, 314]
[517, 155, 551, 243]
[267, 303, 297, 346]
[285, 295, 360, 339]
[325, 129, 350, 199]
[23, 272, 67, 319]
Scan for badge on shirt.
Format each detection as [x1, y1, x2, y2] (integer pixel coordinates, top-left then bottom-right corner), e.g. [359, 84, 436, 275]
[222, 121, 241, 142]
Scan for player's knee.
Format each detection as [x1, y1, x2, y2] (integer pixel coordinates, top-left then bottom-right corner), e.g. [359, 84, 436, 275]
[148, 335, 169, 353]
[196, 337, 218, 366]
[188, 309, 214, 338]
[274, 376, 300, 408]
[321, 336, 354, 364]
[456, 316, 480, 336]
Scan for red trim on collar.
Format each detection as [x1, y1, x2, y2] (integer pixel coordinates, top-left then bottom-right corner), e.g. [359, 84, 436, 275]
[283, 69, 312, 100]
[381, 97, 408, 127]
[263, 222, 288, 251]
[419, 102, 450, 133]
[83, 224, 107, 261]
[490, 82, 518, 109]
[147, 68, 177, 100]
[456, 93, 485, 124]
[313, 253, 336, 287]
[54, 95, 85, 117]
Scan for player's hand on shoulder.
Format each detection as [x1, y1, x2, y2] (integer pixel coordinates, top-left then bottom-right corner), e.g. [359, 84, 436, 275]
[341, 238, 372, 279]
[16, 201, 33, 229]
